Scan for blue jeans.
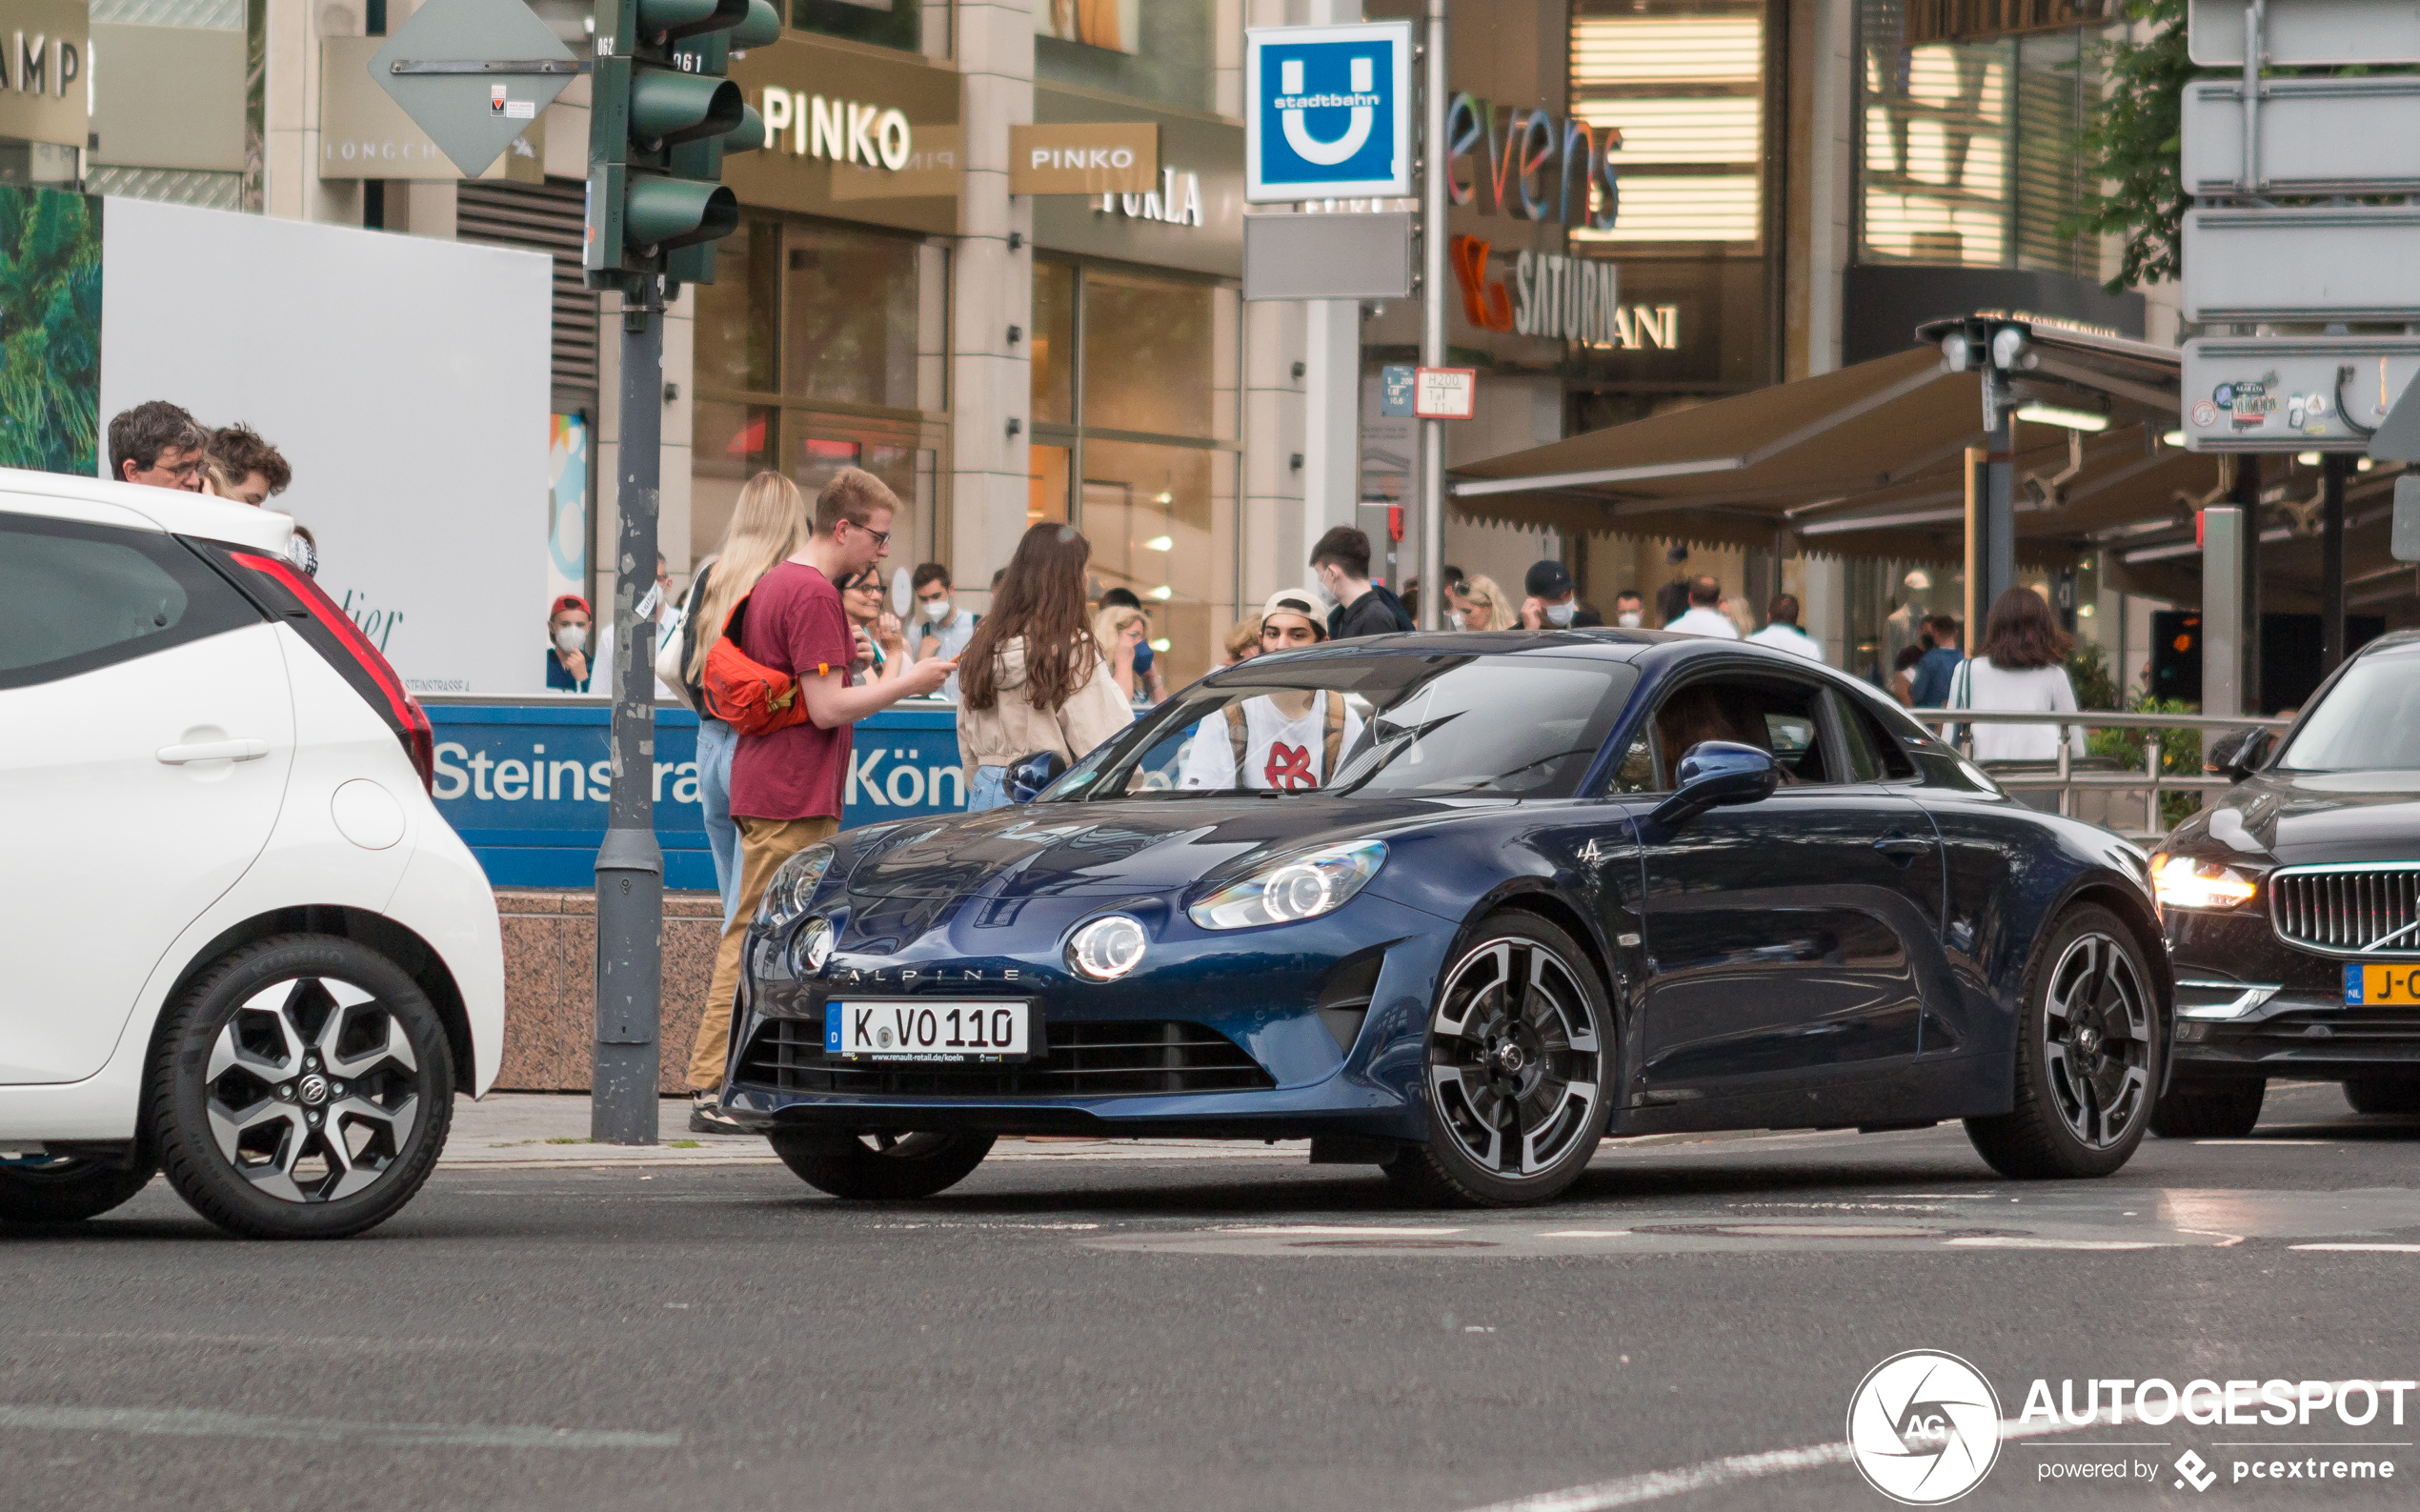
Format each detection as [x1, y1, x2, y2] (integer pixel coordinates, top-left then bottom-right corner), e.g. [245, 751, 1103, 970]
[696, 717, 741, 922]
[966, 764, 1009, 812]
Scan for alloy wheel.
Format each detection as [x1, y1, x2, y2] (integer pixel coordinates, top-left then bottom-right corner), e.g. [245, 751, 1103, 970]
[2041, 932, 2151, 1149]
[203, 976, 424, 1203]
[1427, 937, 1603, 1179]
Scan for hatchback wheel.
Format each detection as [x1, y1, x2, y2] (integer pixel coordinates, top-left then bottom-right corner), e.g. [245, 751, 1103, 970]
[152, 934, 454, 1240]
[770, 1130, 997, 1200]
[2344, 1075, 2420, 1117]
[2149, 1080, 2265, 1138]
[0, 1153, 157, 1224]
[1966, 905, 2158, 1179]
[1387, 912, 1611, 1207]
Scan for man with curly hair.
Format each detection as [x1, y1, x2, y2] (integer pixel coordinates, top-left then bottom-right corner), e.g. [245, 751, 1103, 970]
[203, 423, 292, 506]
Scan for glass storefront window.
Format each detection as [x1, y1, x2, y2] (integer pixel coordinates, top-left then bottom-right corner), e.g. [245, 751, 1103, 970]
[695, 220, 779, 394]
[1035, 0, 1214, 113]
[1033, 261, 1075, 426]
[692, 400, 780, 558]
[792, 0, 920, 53]
[1030, 444, 1073, 526]
[1081, 439, 1231, 686]
[1079, 270, 1213, 439]
[1568, 0, 1767, 248]
[793, 431, 940, 565]
[782, 222, 948, 412]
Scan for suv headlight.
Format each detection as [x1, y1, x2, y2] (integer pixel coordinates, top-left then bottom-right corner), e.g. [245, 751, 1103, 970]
[2150, 852, 2259, 912]
[758, 843, 837, 926]
[1188, 840, 1386, 931]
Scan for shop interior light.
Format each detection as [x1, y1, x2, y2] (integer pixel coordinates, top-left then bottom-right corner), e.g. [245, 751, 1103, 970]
[1143, 535, 1173, 552]
[1149, 585, 1173, 601]
[2298, 451, 2322, 466]
[2360, 458, 2375, 471]
[2013, 402, 2108, 433]
[1150, 637, 1170, 652]
[2162, 430, 2187, 447]
[1155, 490, 1175, 505]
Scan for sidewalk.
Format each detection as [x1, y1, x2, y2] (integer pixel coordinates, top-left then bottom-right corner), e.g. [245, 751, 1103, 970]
[440, 1093, 1312, 1169]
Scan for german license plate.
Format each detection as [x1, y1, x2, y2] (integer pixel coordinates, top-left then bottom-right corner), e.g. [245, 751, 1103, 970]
[2344, 965, 2420, 1005]
[826, 1000, 1032, 1062]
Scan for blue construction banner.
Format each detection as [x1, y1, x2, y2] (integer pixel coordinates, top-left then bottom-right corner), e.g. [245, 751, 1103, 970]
[426, 700, 967, 890]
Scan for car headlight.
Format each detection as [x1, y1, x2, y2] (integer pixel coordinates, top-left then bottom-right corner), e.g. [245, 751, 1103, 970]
[758, 843, 837, 926]
[2150, 852, 2259, 912]
[1188, 840, 1387, 931]
[787, 917, 836, 977]
[1067, 915, 1149, 981]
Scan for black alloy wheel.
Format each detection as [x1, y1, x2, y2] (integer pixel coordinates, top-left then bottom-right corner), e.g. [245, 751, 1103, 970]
[2344, 1075, 2420, 1118]
[770, 1130, 998, 1200]
[2149, 1080, 2266, 1139]
[151, 934, 455, 1240]
[1967, 904, 2160, 1179]
[1387, 911, 1612, 1207]
[0, 1153, 158, 1224]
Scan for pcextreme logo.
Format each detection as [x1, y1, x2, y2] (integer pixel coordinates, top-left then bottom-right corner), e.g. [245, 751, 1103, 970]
[1846, 1351, 2003, 1505]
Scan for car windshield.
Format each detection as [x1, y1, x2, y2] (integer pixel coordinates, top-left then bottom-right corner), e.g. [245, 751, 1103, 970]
[1045, 652, 1640, 801]
[2278, 640, 2420, 771]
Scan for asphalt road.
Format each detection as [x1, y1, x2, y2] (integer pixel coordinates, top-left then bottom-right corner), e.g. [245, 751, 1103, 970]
[4, 1079, 2417, 1512]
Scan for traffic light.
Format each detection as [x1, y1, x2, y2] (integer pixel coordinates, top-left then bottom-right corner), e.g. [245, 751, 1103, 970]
[585, 0, 779, 292]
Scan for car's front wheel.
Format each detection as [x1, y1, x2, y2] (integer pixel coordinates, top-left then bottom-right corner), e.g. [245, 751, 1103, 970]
[1966, 905, 2159, 1179]
[151, 934, 455, 1240]
[1386, 912, 1612, 1207]
[2150, 1080, 2265, 1138]
[770, 1130, 997, 1200]
[0, 1153, 157, 1224]
[2344, 1075, 2420, 1117]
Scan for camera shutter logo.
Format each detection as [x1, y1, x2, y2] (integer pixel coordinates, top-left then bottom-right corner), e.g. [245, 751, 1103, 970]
[1846, 1351, 2002, 1504]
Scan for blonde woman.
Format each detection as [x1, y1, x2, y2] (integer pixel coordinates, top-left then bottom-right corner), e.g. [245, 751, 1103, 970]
[681, 473, 810, 924]
[1457, 574, 1509, 631]
[1095, 602, 1150, 705]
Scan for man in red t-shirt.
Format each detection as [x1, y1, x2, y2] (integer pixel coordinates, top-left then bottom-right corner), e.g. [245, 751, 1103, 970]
[687, 468, 954, 1129]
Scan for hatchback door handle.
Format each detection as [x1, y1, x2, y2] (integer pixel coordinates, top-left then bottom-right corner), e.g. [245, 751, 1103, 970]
[157, 738, 270, 764]
[1872, 835, 1931, 863]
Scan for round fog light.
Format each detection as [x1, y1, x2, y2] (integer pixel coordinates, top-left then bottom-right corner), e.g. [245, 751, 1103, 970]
[791, 917, 835, 976]
[1068, 915, 1148, 981]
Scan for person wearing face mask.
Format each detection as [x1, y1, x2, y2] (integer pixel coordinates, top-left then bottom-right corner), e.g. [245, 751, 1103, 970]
[1453, 573, 1508, 631]
[1612, 590, 1646, 629]
[907, 562, 979, 700]
[1520, 560, 1603, 630]
[1310, 526, 1413, 639]
[1665, 575, 1743, 639]
[545, 595, 593, 690]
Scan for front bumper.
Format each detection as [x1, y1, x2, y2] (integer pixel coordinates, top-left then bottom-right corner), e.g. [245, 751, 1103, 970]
[2168, 908, 2420, 1080]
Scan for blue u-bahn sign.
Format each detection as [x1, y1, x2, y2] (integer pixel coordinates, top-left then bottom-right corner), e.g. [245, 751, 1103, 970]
[1244, 20, 1416, 202]
[426, 700, 966, 891]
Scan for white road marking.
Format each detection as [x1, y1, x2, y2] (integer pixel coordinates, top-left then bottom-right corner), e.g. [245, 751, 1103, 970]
[1943, 1236, 2163, 1250]
[1214, 1224, 1465, 1237]
[2290, 1242, 2420, 1252]
[1541, 1230, 1635, 1239]
[0, 1404, 678, 1450]
[2195, 1139, 2331, 1145]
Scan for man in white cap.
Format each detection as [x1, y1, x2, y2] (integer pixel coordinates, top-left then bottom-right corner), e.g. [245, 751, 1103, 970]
[1178, 589, 1367, 793]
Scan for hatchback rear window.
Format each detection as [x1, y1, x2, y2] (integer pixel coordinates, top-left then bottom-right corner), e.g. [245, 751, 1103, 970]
[0, 510, 260, 688]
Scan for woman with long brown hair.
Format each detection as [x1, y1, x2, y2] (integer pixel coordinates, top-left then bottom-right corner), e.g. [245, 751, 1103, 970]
[956, 522, 1134, 811]
[1950, 585, 2086, 770]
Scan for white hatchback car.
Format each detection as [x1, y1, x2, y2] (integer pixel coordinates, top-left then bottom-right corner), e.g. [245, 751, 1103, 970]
[0, 469, 502, 1239]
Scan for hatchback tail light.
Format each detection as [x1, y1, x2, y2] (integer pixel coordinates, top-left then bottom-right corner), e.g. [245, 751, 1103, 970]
[214, 546, 436, 793]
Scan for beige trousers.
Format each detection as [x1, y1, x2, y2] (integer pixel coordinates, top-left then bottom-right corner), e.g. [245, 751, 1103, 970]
[686, 814, 839, 1091]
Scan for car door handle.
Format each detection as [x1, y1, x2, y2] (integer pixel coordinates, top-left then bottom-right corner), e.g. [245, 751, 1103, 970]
[1872, 835, 1931, 865]
[156, 738, 270, 765]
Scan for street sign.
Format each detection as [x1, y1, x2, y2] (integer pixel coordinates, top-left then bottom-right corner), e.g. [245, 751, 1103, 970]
[1381, 364, 1415, 417]
[1240, 211, 1414, 300]
[1243, 20, 1415, 203]
[1413, 367, 1476, 420]
[2394, 477, 2420, 559]
[369, 0, 577, 180]
[2183, 207, 2420, 323]
[2182, 77, 2420, 195]
[2188, 0, 2420, 65]
[2181, 335, 2420, 452]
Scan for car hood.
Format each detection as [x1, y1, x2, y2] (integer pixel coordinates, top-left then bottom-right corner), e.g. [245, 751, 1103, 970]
[842, 796, 1475, 900]
[2175, 769, 2420, 867]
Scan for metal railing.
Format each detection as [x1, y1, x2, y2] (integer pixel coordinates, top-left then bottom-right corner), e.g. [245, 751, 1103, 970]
[1906, 708, 2293, 839]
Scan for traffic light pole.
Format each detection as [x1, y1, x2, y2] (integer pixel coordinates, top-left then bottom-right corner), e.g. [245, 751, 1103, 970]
[593, 274, 666, 1145]
[1417, 0, 1447, 632]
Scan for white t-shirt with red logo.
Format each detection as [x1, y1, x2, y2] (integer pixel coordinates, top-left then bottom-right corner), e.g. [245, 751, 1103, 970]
[1176, 694, 1366, 793]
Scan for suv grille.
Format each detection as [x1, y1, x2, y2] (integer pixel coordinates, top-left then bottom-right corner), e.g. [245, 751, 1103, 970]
[738, 1018, 1275, 1098]
[2271, 868, 2420, 955]
[2247, 1009, 2420, 1043]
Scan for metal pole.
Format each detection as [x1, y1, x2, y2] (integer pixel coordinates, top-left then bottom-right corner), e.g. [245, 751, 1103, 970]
[2202, 503, 2245, 723]
[1417, 0, 1447, 632]
[2321, 453, 2349, 674]
[594, 275, 665, 1146]
[2239, 0, 2265, 194]
[1983, 380, 2015, 615]
[2233, 452, 2263, 712]
[1962, 446, 1981, 646]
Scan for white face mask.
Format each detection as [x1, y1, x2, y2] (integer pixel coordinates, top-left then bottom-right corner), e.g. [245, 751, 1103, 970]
[555, 624, 588, 655]
[919, 597, 952, 621]
[1616, 611, 1643, 628]
[1446, 610, 1465, 630]
[1544, 601, 1578, 628]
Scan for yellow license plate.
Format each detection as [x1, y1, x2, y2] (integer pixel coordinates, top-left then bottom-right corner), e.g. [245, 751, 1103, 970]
[2346, 964, 2420, 1005]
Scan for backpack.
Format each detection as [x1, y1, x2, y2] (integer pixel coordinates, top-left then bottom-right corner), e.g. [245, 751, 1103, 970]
[1225, 692, 1347, 787]
[700, 594, 817, 736]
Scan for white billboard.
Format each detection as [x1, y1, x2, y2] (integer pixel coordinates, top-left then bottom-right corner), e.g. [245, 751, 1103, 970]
[98, 196, 554, 696]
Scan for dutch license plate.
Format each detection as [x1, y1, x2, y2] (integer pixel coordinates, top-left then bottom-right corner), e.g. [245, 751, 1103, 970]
[826, 1000, 1032, 1062]
[2344, 964, 2420, 1006]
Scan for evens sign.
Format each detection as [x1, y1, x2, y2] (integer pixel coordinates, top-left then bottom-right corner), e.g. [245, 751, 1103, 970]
[1445, 97, 1618, 230]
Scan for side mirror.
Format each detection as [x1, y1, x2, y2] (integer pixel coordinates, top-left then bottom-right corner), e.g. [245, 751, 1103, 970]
[2207, 727, 2273, 782]
[1648, 740, 1782, 829]
[1006, 749, 1069, 804]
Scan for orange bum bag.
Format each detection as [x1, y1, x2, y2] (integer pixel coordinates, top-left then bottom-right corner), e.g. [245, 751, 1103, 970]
[701, 595, 829, 736]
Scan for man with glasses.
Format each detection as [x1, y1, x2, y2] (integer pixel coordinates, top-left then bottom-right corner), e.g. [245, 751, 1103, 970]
[107, 401, 209, 492]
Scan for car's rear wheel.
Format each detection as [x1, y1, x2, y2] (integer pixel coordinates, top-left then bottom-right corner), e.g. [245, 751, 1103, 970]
[769, 1130, 997, 1200]
[151, 934, 454, 1240]
[1967, 905, 2159, 1179]
[2149, 1080, 2266, 1138]
[2344, 1075, 2420, 1117]
[1386, 912, 1611, 1208]
[0, 1154, 157, 1223]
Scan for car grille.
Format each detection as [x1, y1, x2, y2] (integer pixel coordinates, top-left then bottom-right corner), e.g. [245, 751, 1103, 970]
[2244, 1009, 2420, 1044]
[2270, 867, 2420, 956]
[737, 1018, 1276, 1098]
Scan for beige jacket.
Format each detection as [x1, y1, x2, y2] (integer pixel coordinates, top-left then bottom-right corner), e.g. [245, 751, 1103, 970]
[957, 635, 1135, 780]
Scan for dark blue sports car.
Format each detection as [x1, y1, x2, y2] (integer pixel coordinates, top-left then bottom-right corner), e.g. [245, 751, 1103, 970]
[719, 631, 2172, 1206]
